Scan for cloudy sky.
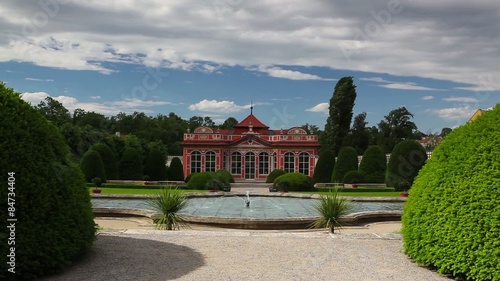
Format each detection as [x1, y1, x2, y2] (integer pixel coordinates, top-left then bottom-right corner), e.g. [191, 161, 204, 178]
[1, 0, 499, 132]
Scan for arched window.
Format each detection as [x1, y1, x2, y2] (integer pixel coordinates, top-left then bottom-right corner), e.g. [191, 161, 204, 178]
[259, 152, 269, 175]
[299, 152, 309, 175]
[190, 151, 201, 173]
[205, 151, 216, 172]
[284, 152, 295, 173]
[245, 152, 255, 179]
[231, 152, 241, 175]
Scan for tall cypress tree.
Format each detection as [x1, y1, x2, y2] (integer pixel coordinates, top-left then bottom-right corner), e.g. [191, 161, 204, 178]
[323, 76, 357, 156]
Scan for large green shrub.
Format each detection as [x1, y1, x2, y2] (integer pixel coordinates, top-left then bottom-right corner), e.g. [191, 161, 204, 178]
[168, 157, 184, 181]
[144, 149, 168, 181]
[342, 170, 365, 184]
[266, 169, 286, 183]
[119, 148, 143, 180]
[0, 83, 96, 280]
[216, 169, 235, 184]
[79, 150, 106, 183]
[273, 172, 314, 191]
[91, 143, 118, 180]
[331, 146, 358, 183]
[385, 139, 427, 190]
[312, 149, 335, 183]
[186, 172, 224, 190]
[359, 145, 386, 183]
[402, 105, 500, 281]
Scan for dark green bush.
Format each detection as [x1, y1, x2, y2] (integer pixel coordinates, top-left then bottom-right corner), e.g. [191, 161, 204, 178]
[92, 177, 102, 187]
[185, 172, 195, 183]
[342, 170, 365, 184]
[168, 157, 184, 181]
[312, 149, 335, 183]
[186, 172, 224, 190]
[402, 104, 500, 281]
[119, 148, 143, 180]
[359, 145, 386, 183]
[216, 169, 235, 183]
[0, 83, 95, 280]
[386, 140, 427, 190]
[91, 143, 118, 180]
[331, 146, 358, 183]
[80, 150, 106, 183]
[266, 169, 286, 183]
[273, 172, 314, 191]
[144, 149, 168, 181]
[313, 187, 395, 192]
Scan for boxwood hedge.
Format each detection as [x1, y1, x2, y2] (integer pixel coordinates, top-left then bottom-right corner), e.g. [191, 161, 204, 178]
[386, 139, 427, 190]
[331, 146, 358, 183]
[312, 149, 335, 183]
[359, 145, 386, 183]
[79, 150, 106, 183]
[402, 104, 500, 281]
[0, 83, 96, 280]
[273, 172, 314, 192]
[266, 169, 286, 183]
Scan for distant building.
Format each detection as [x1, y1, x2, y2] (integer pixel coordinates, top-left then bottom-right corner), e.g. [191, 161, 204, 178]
[468, 109, 485, 123]
[181, 112, 320, 180]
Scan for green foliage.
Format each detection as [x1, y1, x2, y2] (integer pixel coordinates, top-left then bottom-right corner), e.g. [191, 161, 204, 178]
[168, 157, 184, 181]
[273, 172, 314, 191]
[0, 83, 95, 280]
[331, 146, 358, 182]
[92, 177, 102, 187]
[377, 106, 417, 152]
[402, 104, 500, 281]
[119, 148, 143, 180]
[311, 189, 350, 233]
[79, 149, 106, 183]
[266, 169, 286, 183]
[144, 149, 168, 181]
[342, 170, 365, 184]
[312, 149, 335, 183]
[215, 169, 234, 191]
[359, 145, 386, 183]
[91, 143, 119, 180]
[186, 172, 227, 190]
[385, 139, 427, 190]
[147, 189, 187, 230]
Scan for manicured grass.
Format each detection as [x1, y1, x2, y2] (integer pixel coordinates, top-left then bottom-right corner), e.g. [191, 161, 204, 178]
[298, 191, 402, 197]
[89, 188, 207, 194]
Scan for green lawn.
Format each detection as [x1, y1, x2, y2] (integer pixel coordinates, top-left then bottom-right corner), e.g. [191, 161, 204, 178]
[89, 188, 207, 194]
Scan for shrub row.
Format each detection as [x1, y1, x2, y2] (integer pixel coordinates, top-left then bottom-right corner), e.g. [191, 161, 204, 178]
[185, 170, 233, 191]
[272, 172, 314, 192]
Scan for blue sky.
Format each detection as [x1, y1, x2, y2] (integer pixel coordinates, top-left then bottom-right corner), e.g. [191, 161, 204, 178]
[1, 1, 499, 133]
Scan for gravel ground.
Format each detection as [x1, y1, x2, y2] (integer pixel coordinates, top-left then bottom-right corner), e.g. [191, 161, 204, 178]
[41, 225, 452, 281]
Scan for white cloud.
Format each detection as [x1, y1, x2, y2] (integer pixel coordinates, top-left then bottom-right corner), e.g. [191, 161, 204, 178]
[254, 65, 335, 81]
[111, 98, 172, 107]
[361, 77, 441, 91]
[305, 102, 329, 113]
[422, 96, 434, 100]
[90, 96, 101, 99]
[442, 96, 479, 103]
[20, 92, 49, 105]
[428, 106, 476, 120]
[25, 78, 54, 82]
[188, 100, 249, 113]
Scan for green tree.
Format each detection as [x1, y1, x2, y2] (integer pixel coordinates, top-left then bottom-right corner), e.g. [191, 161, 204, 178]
[312, 149, 335, 183]
[79, 150, 107, 183]
[439, 127, 452, 138]
[91, 143, 119, 180]
[168, 157, 184, 181]
[323, 76, 357, 156]
[73, 109, 113, 132]
[359, 145, 386, 183]
[144, 149, 168, 180]
[220, 117, 238, 128]
[36, 96, 71, 127]
[119, 148, 143, 180]
[350, 112, 369, 155]
[331, 146, 358, 183]
[385, 139, 427, 189]
[403, 104, 500, 281]
[0, 83, 95, 280]
[377, 107, 417, 152]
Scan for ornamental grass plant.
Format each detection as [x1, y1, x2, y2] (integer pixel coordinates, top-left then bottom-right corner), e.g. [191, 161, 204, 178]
[147, 189, 188, 230]
[311, 189, 350, 233]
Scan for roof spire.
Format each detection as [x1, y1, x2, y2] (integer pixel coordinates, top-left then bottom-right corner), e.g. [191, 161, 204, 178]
[250, 100, 253, 115]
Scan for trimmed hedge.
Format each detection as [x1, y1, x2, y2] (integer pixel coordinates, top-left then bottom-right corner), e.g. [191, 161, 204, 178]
[342, 170, 365, 184]
[314, 187, 395, 192]
[312, 149, 335, 183]
[402, 105, 500, 281]
[144, 149, 168, 181]
[80, 150, 106, 183]
[87, 183, 188, 190]
[0, 83, 96, 280]
[331, 146, 358, 183]
[266, 169, 286, 183]
[273, 172, 314, 192]
[168, 157, 184, 181]
[359, 145, 386, 183]
[216, 169, 235, 183]
[186, 172, 228, 191]
[91, 143, 119, 180]
[386, 139, 427, 190]
[119, 148, 143, 180]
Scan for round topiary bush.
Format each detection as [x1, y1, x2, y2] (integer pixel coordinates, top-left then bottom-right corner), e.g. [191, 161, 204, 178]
[273, 172, 314, 192]
[186, 172, 224, 190]
[359, 145, 386, 183]
[0, 83, 96, 280]
[168, 157, 184, 181]
[402, 105, 500, 281]
[80, 149, 106, 183]
[331, 146, 358, 183]
[385, 139, 427, 190]
[144, 149, 168, 181]
[215, 169, 235, 190]
[119, 147, 143, 180]
[342, 170, 365, 184]
[266, 169, 286, 183]
[91, 143, 118, 180]
[312, 149, 335, 183]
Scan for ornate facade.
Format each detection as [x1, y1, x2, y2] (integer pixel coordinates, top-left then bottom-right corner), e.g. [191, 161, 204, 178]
[182, 113, 320, 180]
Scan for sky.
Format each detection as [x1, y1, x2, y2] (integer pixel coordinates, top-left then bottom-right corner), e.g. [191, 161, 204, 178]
[1, 0, 499, 134]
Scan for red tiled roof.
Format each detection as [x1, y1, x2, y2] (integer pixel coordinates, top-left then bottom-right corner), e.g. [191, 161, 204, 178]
[234, 114, 269, 128]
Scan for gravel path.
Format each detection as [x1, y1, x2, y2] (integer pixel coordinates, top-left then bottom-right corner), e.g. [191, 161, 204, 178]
[42, 227, 452, 281]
